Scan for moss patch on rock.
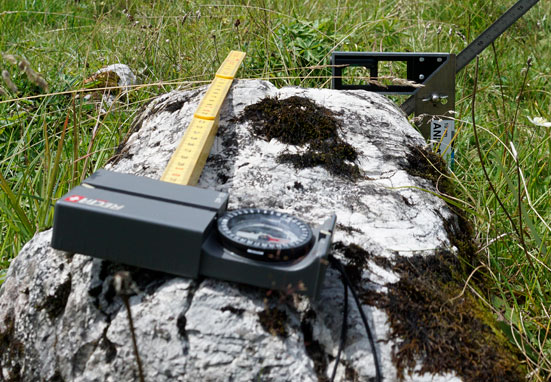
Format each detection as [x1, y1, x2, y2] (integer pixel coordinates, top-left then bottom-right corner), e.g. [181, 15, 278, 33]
[403, 144, 453, 195]
[238, 96, 361, 180]
[258, 308, 288, 337]
[377, 250, 525, 382]
[339, 241, 527, 381]
[333, 242, 370, 286]
[344, 144, 525, 381]
[403, 144, 479, 273]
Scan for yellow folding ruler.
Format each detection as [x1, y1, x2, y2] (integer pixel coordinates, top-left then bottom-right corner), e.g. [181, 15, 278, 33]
[161, 50, 246, 185]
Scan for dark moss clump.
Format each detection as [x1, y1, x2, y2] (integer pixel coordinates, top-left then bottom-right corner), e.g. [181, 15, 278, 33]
[336, 223, 363, 235]
[333, 242, 370, 286]
[344, 365, 360, 381]
[258, 308, 288, 337]
[242, 96, 336, 145]
[333, 241, 392, 285]
[238, 96, 361, 180]
[371, 250, 525, 382]
[221, 306, 245, 316]
[404, 144, 448, 181]
[404, 144, 454, 199]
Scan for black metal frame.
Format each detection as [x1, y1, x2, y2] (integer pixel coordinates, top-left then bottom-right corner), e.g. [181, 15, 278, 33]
[330, 0, 540, 140]
[331, 52, 449, 95]
[331, 52, 456, 139]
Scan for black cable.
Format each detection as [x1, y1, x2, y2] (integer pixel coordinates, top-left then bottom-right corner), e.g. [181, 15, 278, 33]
[330, 272, 348, 382]
[329, 255, 383, 382]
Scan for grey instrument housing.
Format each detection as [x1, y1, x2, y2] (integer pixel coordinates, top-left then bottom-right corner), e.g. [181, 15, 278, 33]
[51, 169, 336, 299]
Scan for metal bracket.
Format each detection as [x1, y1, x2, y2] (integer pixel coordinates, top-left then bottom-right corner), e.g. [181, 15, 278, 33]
[331, 0, 540, 143]
[331, 52, 455, 139]
[412, 54, 455, 140]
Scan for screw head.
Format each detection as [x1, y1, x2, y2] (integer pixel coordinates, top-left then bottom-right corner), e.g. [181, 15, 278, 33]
[419, 57, 425, 62]
[437, 57, 443, 62]
[419, 74, 425, 80]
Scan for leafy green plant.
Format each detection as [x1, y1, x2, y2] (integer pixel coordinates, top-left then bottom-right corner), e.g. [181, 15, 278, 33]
[248, 18, 339, 86]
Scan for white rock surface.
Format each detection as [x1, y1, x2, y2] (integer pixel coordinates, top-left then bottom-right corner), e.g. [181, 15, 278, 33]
[96, 63, 137, 88]
[88, 64, 137, 114]
[0, 80, 463, 382]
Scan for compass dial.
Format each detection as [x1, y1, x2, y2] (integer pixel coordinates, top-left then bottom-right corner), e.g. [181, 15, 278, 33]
[217, 208, 314, 262]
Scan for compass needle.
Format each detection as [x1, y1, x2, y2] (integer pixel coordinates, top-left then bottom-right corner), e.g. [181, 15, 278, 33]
[218, 209, 314, 262]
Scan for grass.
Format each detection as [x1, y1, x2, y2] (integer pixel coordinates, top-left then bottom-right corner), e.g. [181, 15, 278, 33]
[0, 0, 550, 379]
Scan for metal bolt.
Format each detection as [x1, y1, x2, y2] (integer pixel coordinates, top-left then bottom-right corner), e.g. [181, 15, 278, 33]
[437, 57, 443, 62]
[422, 93, 449, 103]
[419, 57, 425, 62]
[419, 74, 425, 80]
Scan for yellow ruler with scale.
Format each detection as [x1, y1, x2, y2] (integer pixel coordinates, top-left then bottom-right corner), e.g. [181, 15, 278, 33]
[161, 50, 245, 185]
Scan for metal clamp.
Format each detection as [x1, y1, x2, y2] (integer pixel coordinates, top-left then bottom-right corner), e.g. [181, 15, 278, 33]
[331, 52, 455, 140]
[331, 0, 540, 142]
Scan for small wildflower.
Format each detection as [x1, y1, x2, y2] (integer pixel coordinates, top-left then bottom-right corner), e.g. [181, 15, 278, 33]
[528, 116, 551, 128]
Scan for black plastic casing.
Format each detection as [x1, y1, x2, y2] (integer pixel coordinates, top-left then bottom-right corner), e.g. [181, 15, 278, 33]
[51, 170, 227, 278]
[51, 169, 336, 299]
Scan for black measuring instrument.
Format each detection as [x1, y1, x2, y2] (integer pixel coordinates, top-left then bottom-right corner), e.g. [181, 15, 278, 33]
[51, 170, 336, 299]
[51, 51, 337, 299]
[217, 209, 316, 262]
[331, 0, 540, 163]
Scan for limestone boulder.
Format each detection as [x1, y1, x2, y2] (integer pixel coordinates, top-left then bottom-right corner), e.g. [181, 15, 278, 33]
[0, 80, 521, 382]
